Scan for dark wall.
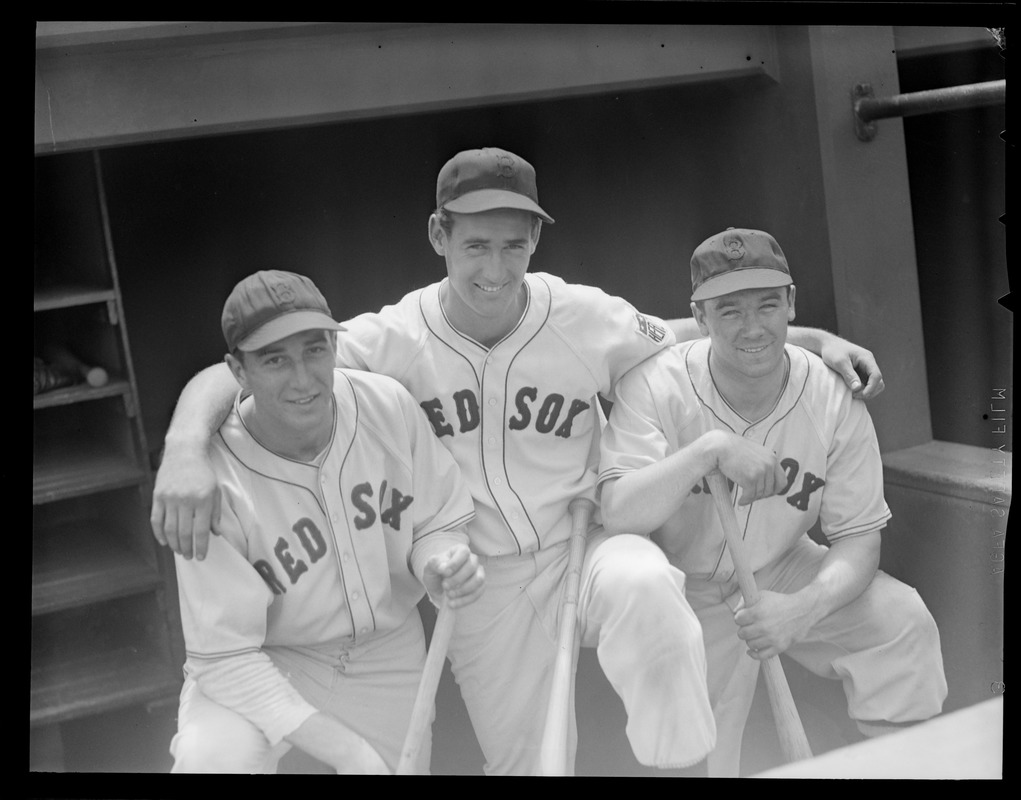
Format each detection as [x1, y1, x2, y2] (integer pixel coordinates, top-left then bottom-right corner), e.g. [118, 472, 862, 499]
[899, 46, 1010, 451]
[99, 64, 838, 455]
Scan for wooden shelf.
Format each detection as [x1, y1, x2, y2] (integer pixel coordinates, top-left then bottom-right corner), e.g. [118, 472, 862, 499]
[32, 148, 186, 745]
[882, 440, 1013, 505]
[33, 378, 130, 410]
[30, 646, 182, 727]
[33, 447, 146, 504]
[33, 522, 163, 615]
[34, 285, 116, 312]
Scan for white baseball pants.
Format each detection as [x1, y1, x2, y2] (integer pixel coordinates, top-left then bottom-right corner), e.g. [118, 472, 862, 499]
[685, 535, 948, 777]
[170, 612, 430, 774]
[446, 527, 715, 775]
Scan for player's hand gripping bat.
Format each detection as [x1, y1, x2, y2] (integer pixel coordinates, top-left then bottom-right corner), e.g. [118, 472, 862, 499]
[539, 497, 596, 776]
[396, 597, 456, 775]
[706, 470, 813, 764]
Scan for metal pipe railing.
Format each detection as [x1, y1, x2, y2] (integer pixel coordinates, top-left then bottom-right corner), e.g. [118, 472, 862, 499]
[853, 79, 1005, 142]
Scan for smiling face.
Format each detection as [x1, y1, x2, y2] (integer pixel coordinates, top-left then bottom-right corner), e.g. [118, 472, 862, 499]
[429, 207, 540, 345]
[226, 329, 337, 457]
[692, 285, 797, 383]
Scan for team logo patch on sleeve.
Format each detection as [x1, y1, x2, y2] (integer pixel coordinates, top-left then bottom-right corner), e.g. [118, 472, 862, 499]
[634, 313, 667, 344]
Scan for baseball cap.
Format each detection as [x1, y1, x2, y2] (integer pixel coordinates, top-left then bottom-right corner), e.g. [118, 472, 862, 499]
[690, 228, 793, 302]
[222, 270, 344, 352]
[436, 147, 554, 223]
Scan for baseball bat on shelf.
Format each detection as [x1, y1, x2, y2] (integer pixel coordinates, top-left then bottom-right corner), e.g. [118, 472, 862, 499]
[396, 597, 456, 775]
[34, 357, 75, 395]
[705, 470, 813, 765]
[43, 344, 109, 388]
[539, 496, 596, 776]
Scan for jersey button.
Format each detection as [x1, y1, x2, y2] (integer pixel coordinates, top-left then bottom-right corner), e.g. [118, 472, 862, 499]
[352, 591, 360, 601]
[360, 627, 368, 635]
[488, 398, 497, 407]
[487, 436, 497, 446]
[343, 552, 351, 562]
[494, 477, 503, 486]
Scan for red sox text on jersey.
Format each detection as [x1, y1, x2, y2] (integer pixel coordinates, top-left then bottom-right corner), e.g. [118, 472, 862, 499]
[420, 387, 591, 440]
[336, 273, 675, 557]
[253, 478, 416, 596]
[189, 369, 474, 646]
[599, 338, 891, 581]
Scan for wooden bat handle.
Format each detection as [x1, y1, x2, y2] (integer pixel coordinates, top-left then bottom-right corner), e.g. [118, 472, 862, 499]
[42, 344, 109, 387]
[396, 598, 456, 775]
[539, 496, 596, 776]
[705, 470, 813, 764]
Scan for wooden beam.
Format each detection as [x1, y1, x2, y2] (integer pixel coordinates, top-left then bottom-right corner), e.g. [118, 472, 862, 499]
[806, 25, 932, 451]
[35, 24, 778, 152]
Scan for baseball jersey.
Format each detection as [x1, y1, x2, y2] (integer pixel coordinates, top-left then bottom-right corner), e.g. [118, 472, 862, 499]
[598, 338, 891, 582]
[336, 272, 675, 557]
[175, 368, 475, 744]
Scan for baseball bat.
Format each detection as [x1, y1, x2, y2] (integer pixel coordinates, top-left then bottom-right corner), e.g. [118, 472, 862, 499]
[539, 496, 596, 776]
[705, 470, 813, 764]
[396, 597, 455, 775]
[42, 344, 109, 388]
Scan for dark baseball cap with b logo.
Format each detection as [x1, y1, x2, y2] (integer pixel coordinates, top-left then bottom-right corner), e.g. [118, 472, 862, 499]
[436, 147, 554, 223]
[690, 228, 793, 302]
[222, 270, 344, 352]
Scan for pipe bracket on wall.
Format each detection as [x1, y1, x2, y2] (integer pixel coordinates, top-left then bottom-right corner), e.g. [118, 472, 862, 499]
[853, 79, 1006, 142]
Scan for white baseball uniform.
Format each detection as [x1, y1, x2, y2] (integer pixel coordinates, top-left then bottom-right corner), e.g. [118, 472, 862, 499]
[171, 368, 475, 774]
[598, 338, 947, 775]
[335, 272, 716, 775]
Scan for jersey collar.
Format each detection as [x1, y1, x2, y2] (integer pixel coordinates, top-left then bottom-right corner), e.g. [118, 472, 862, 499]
[686, 339, 810, 436]
[218, 376, 351, 488]
[420, 273, 551, 355]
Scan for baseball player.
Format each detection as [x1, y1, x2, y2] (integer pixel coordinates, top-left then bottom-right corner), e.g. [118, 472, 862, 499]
[597, 228, 947, 776]
[169, 270, 484, 774]
[150, 149, 887, 775]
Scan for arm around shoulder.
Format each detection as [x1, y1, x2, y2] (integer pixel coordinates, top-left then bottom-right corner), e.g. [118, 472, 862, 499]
[150, 361, 239, 559]
[787, 326, 885, 400]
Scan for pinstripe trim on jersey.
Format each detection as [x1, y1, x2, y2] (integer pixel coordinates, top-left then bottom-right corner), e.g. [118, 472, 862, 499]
[595, 340, 714, 486]
[825, 512, 891, 542]
[709, 351, 792, 429]
[332, 372, 374, 634]
[761, 352, 808, 444]
[535, 275, 604, 392]
[704, 476, 740, 582]
[218, 378, 362, 637]
[413, 510, 477, 543]
[425, 276, 545, 555]
[185, 645, 261, 659]
[433, 277, 531, 352]
[686, 345, 738, 435]
[418, 289, 482, 388]
[497, 278, 549, 554]
[216, 428, 330, 520]
[231, 388, 340, 468]
[682, 344, 737, 582]
[710, 479, 776, 583]
[682, 344, 745, 581]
